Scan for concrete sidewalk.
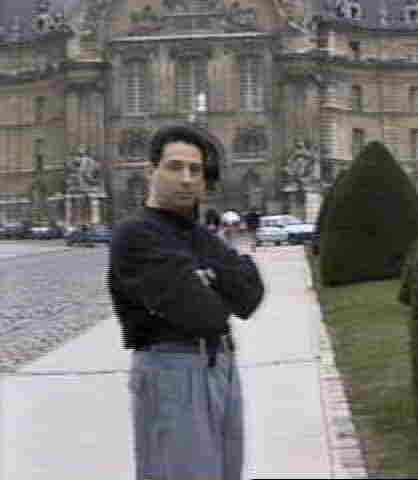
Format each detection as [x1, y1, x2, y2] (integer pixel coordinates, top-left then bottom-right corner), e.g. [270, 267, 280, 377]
[1, 245, 358, 479]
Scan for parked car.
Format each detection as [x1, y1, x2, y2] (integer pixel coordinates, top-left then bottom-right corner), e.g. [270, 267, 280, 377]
[0, 224, 8, 239]
[255, 225, 288, 246]
[89, 224, 112, 243]
[256, 215, 316, 246]
[2, 222, 26, 239]
[285, 223, 316, 245]
[65, 226, 95, 247]
[29, 226, 64, 240]
[65, 224, 111, 246]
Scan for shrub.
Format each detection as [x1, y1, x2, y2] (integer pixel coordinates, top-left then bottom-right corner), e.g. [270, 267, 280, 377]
[320, 141, 418, 286]
[399, 239, 418, 306]
[313, 170, 348, 255]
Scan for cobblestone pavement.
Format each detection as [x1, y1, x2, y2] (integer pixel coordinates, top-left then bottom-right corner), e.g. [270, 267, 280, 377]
[0, 243, 112, 372]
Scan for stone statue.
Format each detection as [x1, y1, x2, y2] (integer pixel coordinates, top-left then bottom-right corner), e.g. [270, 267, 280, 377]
[162, 0, 189, 12]
[66, 145, 101, 193]
[226, 2, 257, 30]
[284, 138, 321, 191]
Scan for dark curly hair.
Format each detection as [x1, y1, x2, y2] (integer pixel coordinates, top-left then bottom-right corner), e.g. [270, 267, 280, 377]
[148, 124, 220, 186]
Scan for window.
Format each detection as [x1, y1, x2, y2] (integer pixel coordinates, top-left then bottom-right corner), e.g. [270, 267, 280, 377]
[34, 96, 46, 124]
[126, 61, 152, 115]
[352, 128, 365, 159]
[410, 87, 418, 113]
[351, 85, 363, 112]
[176, 58, 208, 111]
[239, 56, 264, 112]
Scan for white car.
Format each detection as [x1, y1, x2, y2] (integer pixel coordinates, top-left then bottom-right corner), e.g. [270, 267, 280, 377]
[285, 223, 316, 245]
[256, 215, 315, 246]
[255, 225, 288, 246]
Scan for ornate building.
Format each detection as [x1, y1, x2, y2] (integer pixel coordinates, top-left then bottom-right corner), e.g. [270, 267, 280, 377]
[1, 0, 418, 225]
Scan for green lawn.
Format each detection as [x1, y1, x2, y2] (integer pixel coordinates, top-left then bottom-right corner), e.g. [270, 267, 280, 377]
[309, 253, 418, 477]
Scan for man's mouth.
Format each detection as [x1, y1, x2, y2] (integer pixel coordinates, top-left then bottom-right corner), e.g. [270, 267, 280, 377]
[176, 192, 194, 198]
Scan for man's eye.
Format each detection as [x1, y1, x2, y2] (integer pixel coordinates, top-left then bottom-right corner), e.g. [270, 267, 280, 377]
[190, 165, 203, 175]
[168, 162, 183, 170]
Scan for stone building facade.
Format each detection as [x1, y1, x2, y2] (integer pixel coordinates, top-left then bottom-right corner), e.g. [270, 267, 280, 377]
[1, 0, 418, 226]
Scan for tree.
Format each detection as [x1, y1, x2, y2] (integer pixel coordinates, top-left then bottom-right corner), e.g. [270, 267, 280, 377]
[320, 141, 418, 285]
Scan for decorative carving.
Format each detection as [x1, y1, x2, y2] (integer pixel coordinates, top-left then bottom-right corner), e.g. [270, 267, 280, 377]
[121, 44, 158, 62]
[126, 173, 146, 211]
[243, 169, 263, 209]
[66, 145, 102, 193]
[226, 38, 266, 57]
[162, 0, 190, 12]
[79, 0, 113, 40]
[233, 126, 268, 155]
[31, 0, 71, 35]
[128, 6, 163, 36]
[283, 138, 321, 192]
[119, 128, 152, 158]
[223, 1, 257, 31]
[169, 42, 213, 59]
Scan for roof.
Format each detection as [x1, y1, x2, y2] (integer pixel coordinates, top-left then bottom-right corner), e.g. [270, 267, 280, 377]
[319, 0, 418, 31]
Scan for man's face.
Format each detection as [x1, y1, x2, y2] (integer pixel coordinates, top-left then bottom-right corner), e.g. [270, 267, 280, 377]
[146, 141, 206, 216]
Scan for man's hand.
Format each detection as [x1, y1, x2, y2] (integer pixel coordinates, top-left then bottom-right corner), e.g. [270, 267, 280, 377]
[195, 267, 217, 287]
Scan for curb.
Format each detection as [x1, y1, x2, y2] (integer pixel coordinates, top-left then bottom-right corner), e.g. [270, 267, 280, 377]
[303, 252, 368, 479]
[319, 322, 368, 479]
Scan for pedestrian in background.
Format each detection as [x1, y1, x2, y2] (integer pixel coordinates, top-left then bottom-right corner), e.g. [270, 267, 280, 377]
[245, 210, 261, 252]
[108, 124, 265, 480]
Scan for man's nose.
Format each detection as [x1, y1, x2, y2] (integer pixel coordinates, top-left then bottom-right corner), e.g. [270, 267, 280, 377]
[181, 167, 192, 183]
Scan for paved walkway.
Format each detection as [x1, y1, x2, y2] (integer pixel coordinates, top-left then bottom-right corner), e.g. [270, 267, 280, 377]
[0, 240, 71, 259]
[1, 244, 368, 479]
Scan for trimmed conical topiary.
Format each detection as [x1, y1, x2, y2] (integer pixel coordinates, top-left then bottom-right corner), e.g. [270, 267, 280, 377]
[320, 141, 418, 286]
[316, 169, 348, 235]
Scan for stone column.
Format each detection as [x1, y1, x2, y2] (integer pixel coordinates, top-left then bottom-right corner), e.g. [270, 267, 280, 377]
[90, 196, 101, 224]
[328, 30, 337, 55]
[305, 188, 322, 224]
[65, 91, 80, 153]
[65, 195, 72, 227]
[79, 90, 89, 148]
[320, 80, 338, 178]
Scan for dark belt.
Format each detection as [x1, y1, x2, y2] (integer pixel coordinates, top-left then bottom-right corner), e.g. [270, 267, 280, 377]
[139, 335, 235, 368]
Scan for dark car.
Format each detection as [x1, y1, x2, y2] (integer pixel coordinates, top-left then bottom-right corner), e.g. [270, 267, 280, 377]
[3, 222, 26, 239]
[65, 224, 111, 246]
[89, 224, 112, 243]
[29, 226, 64, 240]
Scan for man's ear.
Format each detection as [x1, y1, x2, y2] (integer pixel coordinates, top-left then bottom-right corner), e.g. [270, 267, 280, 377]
[144, 161, 155, 181]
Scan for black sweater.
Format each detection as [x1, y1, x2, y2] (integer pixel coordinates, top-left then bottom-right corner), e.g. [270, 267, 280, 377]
[108, 207, 265, 350]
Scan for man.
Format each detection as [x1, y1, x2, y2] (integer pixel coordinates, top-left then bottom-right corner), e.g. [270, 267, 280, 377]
[108, 124, 264, 480]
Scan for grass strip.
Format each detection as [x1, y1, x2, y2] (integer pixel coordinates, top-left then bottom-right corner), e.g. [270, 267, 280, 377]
[307, 251, 418, 478]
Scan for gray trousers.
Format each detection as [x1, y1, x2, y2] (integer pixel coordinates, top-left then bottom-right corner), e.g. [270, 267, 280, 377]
[129, 347, 244, 480]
